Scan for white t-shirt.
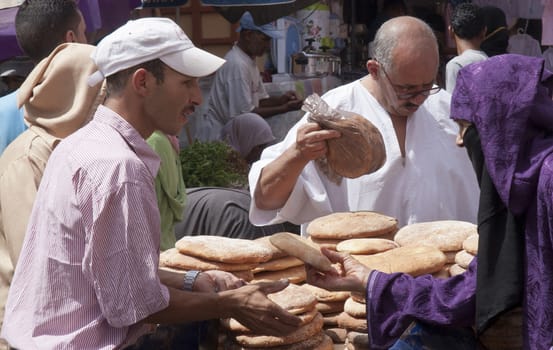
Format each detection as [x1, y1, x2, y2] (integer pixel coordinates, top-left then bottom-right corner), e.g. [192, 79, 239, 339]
[202, 45, 269, 141]
[248, 79, 480, 234]
[445, 49, 488, 93]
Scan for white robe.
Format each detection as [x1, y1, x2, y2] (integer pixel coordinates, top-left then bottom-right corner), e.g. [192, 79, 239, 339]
[248, 79, 479, 235]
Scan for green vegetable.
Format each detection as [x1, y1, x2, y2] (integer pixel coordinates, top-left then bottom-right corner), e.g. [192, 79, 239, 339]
[179, 141, 249, 189]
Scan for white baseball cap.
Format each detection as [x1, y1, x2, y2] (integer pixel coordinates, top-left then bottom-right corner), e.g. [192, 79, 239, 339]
[88, 17, 225, 86]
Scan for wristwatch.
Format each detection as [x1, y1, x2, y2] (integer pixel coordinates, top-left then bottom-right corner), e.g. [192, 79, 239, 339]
[183, 270, 201, 291]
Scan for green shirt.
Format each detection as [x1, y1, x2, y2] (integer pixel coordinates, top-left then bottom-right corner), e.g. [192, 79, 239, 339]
[147, 131, 186, 251]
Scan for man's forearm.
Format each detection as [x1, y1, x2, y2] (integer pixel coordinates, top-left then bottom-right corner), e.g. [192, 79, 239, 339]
[254, 146, 309, 210]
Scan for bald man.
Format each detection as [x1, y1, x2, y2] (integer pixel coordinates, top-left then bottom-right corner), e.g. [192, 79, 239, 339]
[249, 16, 479, 234]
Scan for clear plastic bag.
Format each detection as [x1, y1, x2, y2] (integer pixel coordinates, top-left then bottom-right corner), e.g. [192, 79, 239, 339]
[302, 93, 386, 184]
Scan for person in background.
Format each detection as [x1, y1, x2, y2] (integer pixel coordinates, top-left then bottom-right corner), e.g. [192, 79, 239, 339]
[0, 0, 87, 155]
[445, 3, 488, 93]
[221, 112, 276, 165]
[1, 17, 300, 349]
[201, 11, 303, 142]
[480, 5, 509, 57]
[0, 46, 105, 337]
[175, 187, 300, 241]
[305, 54, 553, 349]
[249, 16, 479, 234]
[0, 57, 34, 96]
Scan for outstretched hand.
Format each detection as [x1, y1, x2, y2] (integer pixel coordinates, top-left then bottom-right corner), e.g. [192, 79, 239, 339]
[221, 279, 302, 336]
[195, 270, 247, 292]
[305, 247, 371, 294]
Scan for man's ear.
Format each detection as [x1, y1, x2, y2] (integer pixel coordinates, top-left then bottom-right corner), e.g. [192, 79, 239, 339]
[366, 60, 379, 77]
[131, 68, 150, 95]
[64, 30, 76, 43]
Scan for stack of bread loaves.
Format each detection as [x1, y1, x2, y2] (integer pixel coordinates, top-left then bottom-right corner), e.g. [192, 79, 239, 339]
[300, 283, 351, 344]
[306, 211, 399, 250]
[250, 235, 308, 284]
[160, 235, 275, 281]
[451, 233, 478, 276]
[342, 293, 370, 350]
[221, 283, 334, 349]
[393, 220, 478, 278]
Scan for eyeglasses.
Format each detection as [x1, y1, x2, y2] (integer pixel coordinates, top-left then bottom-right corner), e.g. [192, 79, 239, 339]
[380, 65, 441, 100]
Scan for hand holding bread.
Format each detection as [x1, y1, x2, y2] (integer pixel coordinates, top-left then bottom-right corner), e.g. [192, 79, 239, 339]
[305, 248, 371, 294]
[219, 279, 302, 336]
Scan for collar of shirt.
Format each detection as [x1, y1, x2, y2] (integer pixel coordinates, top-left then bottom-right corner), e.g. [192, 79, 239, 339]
[232, 44, 256, 64]
[94, 105, 161, 178]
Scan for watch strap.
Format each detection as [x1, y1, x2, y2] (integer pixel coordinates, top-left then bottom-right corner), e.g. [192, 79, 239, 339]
[183, 270, 201, 291]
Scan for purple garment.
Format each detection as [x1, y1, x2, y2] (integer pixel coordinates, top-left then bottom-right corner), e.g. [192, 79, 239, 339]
[367, 54, 553, 349]
[367, 261, 477, 349]
[452, 54, 553, 349]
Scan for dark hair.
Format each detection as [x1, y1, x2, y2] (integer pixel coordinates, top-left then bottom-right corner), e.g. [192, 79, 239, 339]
[480, 6, 509, 56]
[106, 59, 165, 97]
[15, 0, 82, 62]
[450, 3, 485, 40]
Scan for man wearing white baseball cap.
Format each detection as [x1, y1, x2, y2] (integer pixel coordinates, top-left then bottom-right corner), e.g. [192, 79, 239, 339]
[1, 17, 300, 350]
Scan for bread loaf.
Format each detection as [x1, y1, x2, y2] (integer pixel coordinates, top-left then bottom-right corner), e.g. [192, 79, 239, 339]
[302, 93, 386, 181]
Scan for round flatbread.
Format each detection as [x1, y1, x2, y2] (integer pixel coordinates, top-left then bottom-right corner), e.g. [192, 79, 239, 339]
[353, 245, 446, 276]
[336, 311, 367, 332]
[306, 211, 398, 239]
[234, 312, 324, 347]
[307, 236, 342, 250]
[455, 249, 475, 269]
[175, 235, 273, 264]
[463, 233, 479, 255]
[344, 297, 366, 318]
[449, 263, 466, 276]
[252, 256, 304, 274]
[252, 265, 307, 285]
[322, 312, 341, 327]
[394, 220, 477, 252]
[336, 238, 398, 254]
[350, 291, 366, 304]
[269, 232, 333, 272]
[255, 235, 288, 259]
[221, 307, 319, 333]
[315, 300, 346, 315]
[159, 248, 257, 272]
[266, 283, 318, 314]
[300, 283, 350, 302]
[320, 112, 386, 179]
[237, 332, 333, 350]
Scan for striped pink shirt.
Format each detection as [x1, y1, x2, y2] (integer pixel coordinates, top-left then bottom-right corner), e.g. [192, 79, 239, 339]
[1, 105, 170, 349]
